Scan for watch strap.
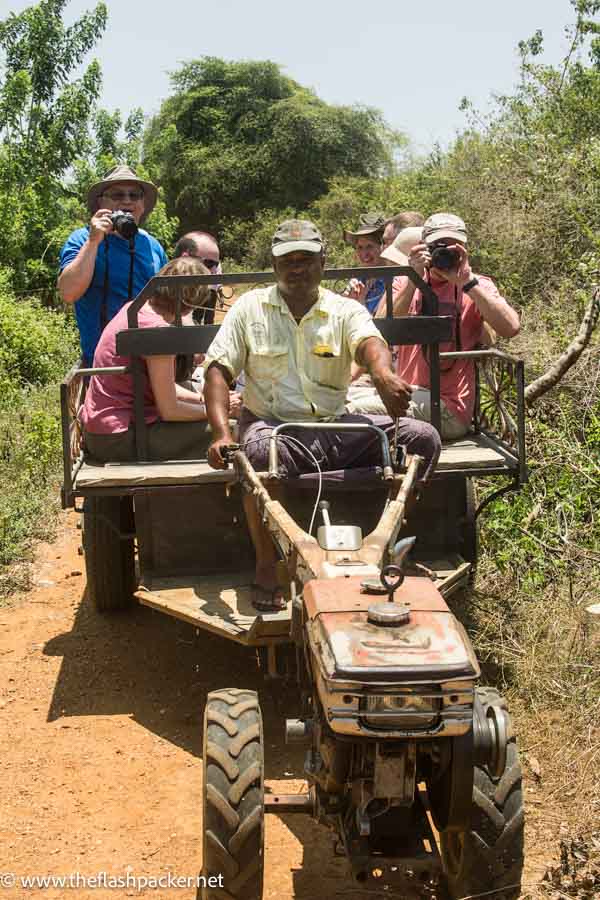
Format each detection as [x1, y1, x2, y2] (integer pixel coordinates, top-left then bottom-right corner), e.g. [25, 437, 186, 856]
[463, 277, 479, 294]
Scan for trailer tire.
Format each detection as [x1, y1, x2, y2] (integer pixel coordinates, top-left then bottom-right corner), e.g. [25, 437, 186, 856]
[201, 689, 264, 900]
[440, 689, 524, 900]
[83, 496, 135, 612]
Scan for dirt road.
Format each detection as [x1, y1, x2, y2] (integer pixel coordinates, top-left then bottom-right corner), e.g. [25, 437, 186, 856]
[0, 511, 561, 900]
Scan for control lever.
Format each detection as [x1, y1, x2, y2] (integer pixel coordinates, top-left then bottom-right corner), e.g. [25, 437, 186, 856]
[319, 500, 331, 528]
[391, 536, 416, 569]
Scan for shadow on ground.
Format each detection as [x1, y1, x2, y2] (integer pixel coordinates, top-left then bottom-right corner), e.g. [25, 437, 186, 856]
[44, 583, 449, 899]
[43, 586, 304, 780]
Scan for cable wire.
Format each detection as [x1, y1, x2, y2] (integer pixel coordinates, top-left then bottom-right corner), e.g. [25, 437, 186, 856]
[240, 432, 324, 536]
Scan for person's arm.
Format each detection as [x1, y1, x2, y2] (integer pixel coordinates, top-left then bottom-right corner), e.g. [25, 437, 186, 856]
[175, 383, 206, 405]
[205, 363, 236, 469]
[387, 243, 431, 317]
[147, 356, 208, 421]
[355, 336, 412, 418]
[465, 281, 520, 338]
[434, 246, 520, 338]
[58, 210, 114, 304]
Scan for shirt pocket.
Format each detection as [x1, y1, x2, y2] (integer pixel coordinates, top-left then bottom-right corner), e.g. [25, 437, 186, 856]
[247, 341, 289, 381]
[308, 322, 344, 388]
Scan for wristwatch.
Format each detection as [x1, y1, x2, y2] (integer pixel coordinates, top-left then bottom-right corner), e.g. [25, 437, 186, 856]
[463, 277, 479, 293]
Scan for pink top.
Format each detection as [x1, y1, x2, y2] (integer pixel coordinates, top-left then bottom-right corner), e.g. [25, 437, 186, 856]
[394, 274, 504, 425]
[81, 301, 171, 434]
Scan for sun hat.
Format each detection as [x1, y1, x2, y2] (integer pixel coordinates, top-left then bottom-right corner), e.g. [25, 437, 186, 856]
[343, 212, 386, 245]
[271, 219, 324, 257]
[87, 164, 158, 220]
[422, 213, 467, 245]
[380, 226, 424, 266]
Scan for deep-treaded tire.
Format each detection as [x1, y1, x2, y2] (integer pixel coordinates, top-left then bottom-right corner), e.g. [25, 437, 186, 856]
[201, 689, 264, 900]
[440, 688, 524, 900]
[83, 495, 135, 612]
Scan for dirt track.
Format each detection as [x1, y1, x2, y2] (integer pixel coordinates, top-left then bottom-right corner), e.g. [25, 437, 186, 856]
[0, 511, 560, 900]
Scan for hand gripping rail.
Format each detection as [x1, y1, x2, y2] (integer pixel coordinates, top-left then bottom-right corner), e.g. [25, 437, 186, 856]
[267, 421, 395, 481]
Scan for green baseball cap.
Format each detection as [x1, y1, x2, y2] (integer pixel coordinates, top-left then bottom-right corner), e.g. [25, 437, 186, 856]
[271, 219, 324, 257]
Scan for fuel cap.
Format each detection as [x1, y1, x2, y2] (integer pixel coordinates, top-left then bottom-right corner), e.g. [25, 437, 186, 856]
[367, 603, 411, 626]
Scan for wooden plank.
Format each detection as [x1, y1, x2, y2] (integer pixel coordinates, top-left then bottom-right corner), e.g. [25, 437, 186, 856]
[134, 570, 291, 644]
[438, 436, 508, 470]
[76, 460, 237, 488]
[75, 434, 512, 490]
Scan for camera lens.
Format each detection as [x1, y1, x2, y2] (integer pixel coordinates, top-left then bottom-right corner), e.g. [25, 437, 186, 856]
[430, 245, 460, 271]
[110, 210, 138, 241]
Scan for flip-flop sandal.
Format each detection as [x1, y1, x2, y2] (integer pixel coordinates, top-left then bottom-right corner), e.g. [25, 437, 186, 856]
[251, 584, 287, 613]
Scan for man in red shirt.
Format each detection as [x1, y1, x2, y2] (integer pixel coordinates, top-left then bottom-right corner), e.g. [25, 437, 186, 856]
[382, 213, 520, 439]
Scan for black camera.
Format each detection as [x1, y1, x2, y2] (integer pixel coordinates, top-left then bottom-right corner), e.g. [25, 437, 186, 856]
[429, 243, 460, 271]
[110, 210, 138, 241]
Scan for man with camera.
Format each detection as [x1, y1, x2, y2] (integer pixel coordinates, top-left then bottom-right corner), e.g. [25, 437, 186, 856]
[58, 165, 168, 365]
[382, 213, 520, 439]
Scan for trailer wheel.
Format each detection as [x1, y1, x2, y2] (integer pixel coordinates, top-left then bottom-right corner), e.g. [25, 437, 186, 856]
[440, 689, 524, 900]
[202, 689, 264, 900]
[83, 496, 135, 612]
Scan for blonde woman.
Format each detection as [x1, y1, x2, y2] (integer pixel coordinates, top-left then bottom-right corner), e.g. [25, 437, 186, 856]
[81, 257, 239, 461]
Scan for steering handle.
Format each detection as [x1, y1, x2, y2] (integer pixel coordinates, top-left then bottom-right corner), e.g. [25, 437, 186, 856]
[267, 421, 394, 480]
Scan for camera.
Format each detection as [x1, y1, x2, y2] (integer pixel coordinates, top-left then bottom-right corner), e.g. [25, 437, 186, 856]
[110, 210, 138, 241]
[429, 243, 460, 271]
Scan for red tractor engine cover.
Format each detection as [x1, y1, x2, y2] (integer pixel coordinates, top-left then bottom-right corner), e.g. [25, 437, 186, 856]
[304, 576, 479, 683]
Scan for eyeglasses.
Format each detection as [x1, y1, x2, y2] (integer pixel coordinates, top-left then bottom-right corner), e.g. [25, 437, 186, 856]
[102, 190, 144, 202]
[200, 258, 219, 270]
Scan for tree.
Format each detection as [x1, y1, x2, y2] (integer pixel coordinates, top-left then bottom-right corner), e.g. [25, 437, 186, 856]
[0, 0, 107, 297]
[143, 57, 399, 257]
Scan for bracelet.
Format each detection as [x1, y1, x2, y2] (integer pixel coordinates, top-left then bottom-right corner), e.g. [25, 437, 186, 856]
[463, 277, 479, 294]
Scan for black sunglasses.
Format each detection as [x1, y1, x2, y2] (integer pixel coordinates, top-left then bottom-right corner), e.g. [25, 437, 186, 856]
[200, 258, 219, 270]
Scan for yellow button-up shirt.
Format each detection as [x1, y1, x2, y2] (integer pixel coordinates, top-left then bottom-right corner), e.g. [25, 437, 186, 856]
[204, 285, 385, 421]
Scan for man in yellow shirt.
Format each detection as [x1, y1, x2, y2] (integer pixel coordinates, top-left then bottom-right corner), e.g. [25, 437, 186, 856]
[204, 220, 440, 609]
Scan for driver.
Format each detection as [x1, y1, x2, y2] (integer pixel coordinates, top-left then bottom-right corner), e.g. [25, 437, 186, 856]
[203, 219, 441, 611]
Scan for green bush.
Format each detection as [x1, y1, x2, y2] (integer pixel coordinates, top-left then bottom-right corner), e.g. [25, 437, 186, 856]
[0, 273, 78, 386]
[0, 280, 78, 596]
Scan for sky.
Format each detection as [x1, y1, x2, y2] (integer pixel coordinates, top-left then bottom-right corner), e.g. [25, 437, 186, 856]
[1, 0, 581, 152]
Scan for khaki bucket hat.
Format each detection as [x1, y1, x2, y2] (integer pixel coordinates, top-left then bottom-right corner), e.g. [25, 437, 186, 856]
[87, 165, 158, 221]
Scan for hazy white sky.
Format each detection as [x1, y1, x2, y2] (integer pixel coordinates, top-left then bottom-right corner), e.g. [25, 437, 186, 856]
[1, 0, 581, 151]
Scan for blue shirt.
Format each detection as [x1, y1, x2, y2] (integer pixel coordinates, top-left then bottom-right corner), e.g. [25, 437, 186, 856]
[364, 278, 386, 315]
[59, 227, 168, 365]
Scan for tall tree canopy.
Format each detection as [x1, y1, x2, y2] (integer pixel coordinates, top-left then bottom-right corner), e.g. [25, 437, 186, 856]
[0, 0, 107, 294]
[143, 57, 398, 249]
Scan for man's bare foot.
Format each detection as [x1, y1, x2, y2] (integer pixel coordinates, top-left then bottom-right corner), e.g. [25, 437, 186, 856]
[251, 565, 286, 612]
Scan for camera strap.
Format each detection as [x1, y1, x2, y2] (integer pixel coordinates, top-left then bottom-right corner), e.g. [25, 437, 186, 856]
[128, 236, 135, 302]
[99, 235, 136, 335]
[420, 281, 462, 373]
[101, 240, 109, 332]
